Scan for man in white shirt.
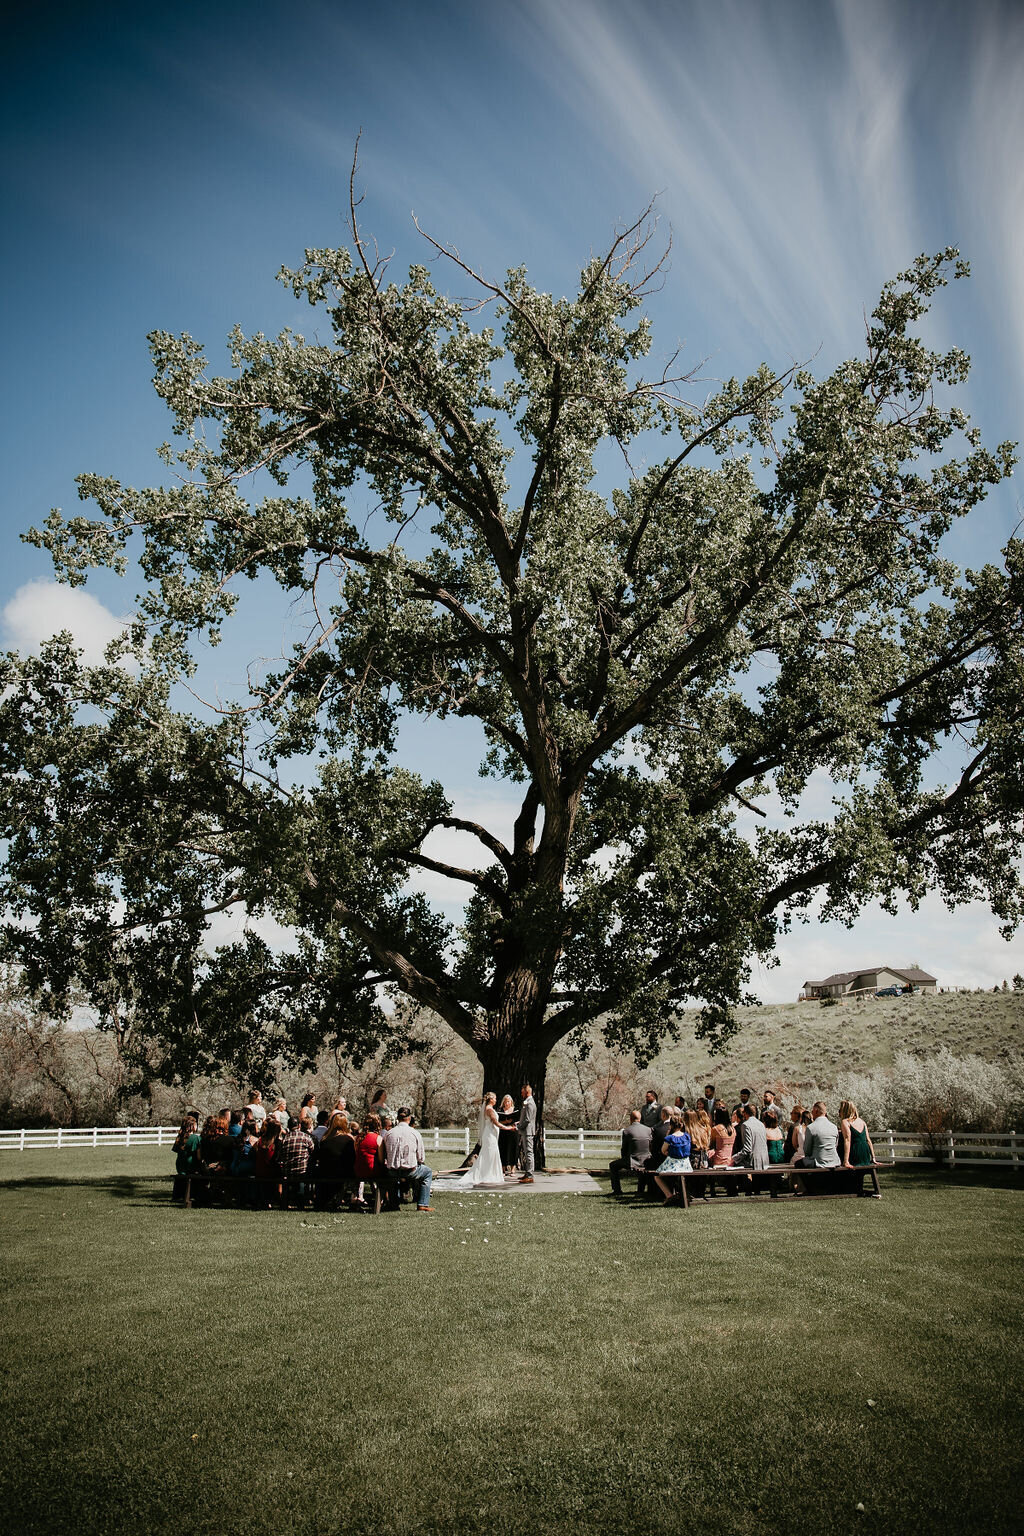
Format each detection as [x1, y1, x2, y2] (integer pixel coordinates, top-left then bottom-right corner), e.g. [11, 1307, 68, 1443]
[381, 1109, 435, 1211]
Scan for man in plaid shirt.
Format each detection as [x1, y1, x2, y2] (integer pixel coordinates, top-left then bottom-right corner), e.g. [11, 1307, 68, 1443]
[277, 1117, 314, 1206]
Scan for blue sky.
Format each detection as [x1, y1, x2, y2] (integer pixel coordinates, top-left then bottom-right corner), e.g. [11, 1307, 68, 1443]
[2, 0, 1022, 998]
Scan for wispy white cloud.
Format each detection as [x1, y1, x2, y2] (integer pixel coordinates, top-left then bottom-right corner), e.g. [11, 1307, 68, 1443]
[955, 5, 1024, 421]
[2, 579, 132, 666]
[515, 0, 1023, 402]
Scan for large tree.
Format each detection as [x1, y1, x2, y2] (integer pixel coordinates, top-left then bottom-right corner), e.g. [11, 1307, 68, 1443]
[1, 204, 1021, 1111]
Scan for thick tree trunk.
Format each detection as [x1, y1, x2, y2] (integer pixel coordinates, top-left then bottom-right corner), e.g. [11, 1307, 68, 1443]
[476, 1033, 551, 1118]
[475, 1030, 553, 1170]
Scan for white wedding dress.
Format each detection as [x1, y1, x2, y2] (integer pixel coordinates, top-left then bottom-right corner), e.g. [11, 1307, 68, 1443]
[454, 1108, 506, 1187]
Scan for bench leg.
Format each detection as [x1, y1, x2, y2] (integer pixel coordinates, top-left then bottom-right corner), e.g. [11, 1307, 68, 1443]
[870, 1167, 882, 1199]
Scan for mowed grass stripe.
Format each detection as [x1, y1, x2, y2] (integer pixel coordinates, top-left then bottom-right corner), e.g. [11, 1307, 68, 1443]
[1, 1150, 1021, 1536]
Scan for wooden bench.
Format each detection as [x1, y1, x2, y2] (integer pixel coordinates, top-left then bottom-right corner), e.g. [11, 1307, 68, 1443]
[180, 1172, 386, 1212]
[654, 1162, 887, 1209]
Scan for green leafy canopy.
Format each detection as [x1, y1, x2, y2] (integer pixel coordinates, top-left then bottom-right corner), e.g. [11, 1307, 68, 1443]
[2, 200, 1021, 1090]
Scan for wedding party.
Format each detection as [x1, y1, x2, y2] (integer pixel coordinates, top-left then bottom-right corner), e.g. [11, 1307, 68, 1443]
[168, 1078, 878, 1211]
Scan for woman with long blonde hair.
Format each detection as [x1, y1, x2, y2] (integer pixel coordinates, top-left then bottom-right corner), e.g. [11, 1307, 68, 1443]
[839, 1099, 877, 1194]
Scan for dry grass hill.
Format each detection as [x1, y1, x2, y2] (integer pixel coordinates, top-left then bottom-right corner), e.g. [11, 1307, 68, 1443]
[649, 990, 1024, 1095]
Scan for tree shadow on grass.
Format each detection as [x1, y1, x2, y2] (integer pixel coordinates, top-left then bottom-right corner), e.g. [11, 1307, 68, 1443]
[887, 1165, 1023, 1195]
[0, 1173, 172, 1204]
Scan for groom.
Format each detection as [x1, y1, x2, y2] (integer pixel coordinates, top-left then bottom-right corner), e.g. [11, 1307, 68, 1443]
[516, 1083, 537, 1184]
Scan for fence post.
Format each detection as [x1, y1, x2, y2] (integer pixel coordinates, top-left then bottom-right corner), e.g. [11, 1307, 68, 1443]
[20, 1128, 25, 1151]
[464, 1125, 470, 1154]
[947, 1130, 956, 1169]
[434, 1127, 440, 1152]
[1011, 1131, 1019, 1169]
[887, 1129, 895, 1163]
[92, 1126, 98, 1149]
[578, 1127, 585, 1159]
[57, 1126, 63, 1149]
[125, 1126, 130, 1147]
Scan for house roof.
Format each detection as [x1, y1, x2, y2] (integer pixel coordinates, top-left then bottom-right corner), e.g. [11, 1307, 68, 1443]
[804, 965, 937, 988]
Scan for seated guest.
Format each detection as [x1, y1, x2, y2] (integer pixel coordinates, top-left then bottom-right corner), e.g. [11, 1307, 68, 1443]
[228, 1110, 244, 1139]
[609, 1109, 652, 1197]
[684, 1107, 712, 1201]
[763, 1111, 786, 1163]
[230, 1123, 260, 1179]
[278, 1115, 315, 1207]
[643, 1105, 674, 1185]
[312, 1109, 330, 1143]
[789, 1108, 813, 1173]
[839, 1098, 878, 1195]
[796, 1102, 841, 1168]
[707, 1106, 735, 1198]
[250, 1117, 283, 1206]
[171, 1114, 200, 1201]
[783, 1104, 805, 1162]
[653, 1114, 692, 1204]
[733, 1104, 769, 1174]
[317, 1113, 356, 1207]
[381, 1109, 434, 1212]
[353, 1114, 383, 1208]
[199, 1112, 234, 1172]
[709, 1107, 735, 1165]
[683, 1109, 710, 1169]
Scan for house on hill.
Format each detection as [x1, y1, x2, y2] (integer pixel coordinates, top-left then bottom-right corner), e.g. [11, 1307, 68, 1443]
[803, 965, 937, 999]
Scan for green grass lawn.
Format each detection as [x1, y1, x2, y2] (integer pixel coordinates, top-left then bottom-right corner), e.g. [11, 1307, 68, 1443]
[2, 1149, 1021, 1536]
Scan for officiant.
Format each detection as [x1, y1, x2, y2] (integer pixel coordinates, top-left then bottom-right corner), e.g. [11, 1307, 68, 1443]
[497, 1094, 519, 1174]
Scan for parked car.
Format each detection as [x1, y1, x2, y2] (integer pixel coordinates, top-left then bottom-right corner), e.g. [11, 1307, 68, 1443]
[874, 985, 901, 997]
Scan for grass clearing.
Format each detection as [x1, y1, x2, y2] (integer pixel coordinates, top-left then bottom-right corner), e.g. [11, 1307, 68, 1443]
[2, 1148, 1022, 1536]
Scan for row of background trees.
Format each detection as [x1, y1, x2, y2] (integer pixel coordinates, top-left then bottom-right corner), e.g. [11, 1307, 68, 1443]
[4, 973, 1020, 1136]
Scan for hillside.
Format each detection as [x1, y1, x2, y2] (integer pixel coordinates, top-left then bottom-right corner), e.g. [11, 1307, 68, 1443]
[647, 990, 1024, 1097]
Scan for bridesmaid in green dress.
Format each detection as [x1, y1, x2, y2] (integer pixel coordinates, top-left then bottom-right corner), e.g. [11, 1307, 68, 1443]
[839, 1099, 877, 1195]
[764, 1111, 787, 1165]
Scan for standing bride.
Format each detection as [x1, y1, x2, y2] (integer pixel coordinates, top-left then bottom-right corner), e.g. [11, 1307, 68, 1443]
[454, 1092, 506, 1187]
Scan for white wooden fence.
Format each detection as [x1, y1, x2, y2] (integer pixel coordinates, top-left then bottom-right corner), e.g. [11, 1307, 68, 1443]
[0, 1124, 1019, 1166]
